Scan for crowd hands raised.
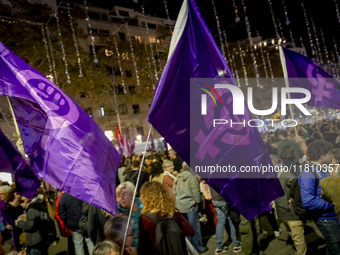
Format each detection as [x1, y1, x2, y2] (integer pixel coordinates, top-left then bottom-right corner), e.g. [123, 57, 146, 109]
[1, 119, 340, 255]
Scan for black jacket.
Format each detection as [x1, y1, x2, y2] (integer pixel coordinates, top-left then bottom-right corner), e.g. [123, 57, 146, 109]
[58, 192, 83, 231]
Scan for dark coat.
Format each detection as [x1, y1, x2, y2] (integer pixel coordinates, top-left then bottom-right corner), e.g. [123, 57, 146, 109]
[58, 192, 83, 231]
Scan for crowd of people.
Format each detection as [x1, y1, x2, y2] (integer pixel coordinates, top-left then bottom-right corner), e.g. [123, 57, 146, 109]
[0, 120, 340, 255]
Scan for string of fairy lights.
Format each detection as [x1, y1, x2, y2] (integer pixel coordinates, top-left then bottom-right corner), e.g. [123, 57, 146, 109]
[55, 13, 71, 84]
[67, 2, 83, 78]
[212, 0, 226, 61]
[114, 36, 126, 93]
[126, 23, 140, 86]
[2, 0, 340, 89]
[241, 0, 260, 87]
[311, 18, 322, 64]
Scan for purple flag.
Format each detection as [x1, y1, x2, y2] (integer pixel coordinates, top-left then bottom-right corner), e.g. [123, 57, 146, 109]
[280, 46, 340, 109]
[0, 43, 121, 215]
[0, 129, 40, 199]
[123, 134, 130, 157]
[147, 0, 283, 219]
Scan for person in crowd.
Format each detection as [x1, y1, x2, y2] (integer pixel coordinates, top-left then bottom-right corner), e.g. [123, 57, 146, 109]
[320, 171, 340, 223]
[93, 240, 121, 255]
[279, 145, 301, 173]
[169, 149, 184, 174]
[15, 188, 56, 255]
[82, 202, 109, 245]
[163, 159, 177, 179]
[138, 181, 195, 255]
[144, 155, 154, 172]
[239, 214, 262, 255]
[210, 186, 241, 254]
[58, 192, 94, 255]
[149, 161, 175, 199]
[277, 130, 304, 162]
[116, 182, 142, 247]
[271, 155, 307, 255]
[118, 156, 126, 184]
[322, 125, 338, 145]
[125, 160, 149, 196]
[330, 148, 340, 176]
[0, 185, 11, 203]
[199, 179, 217, 227]
[0, 185, 14, 246]
[104, 215, 137, 255]
[299, 140, 340, 254]
[6, 188, 24, 251]
[261, 133, 278, 155]
[173, 162, 207, 253]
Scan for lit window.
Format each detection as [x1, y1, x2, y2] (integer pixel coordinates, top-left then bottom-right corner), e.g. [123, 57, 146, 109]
[101, 107, 105, 116]
[105, 130, 114, 141]
[135, 35, 142, 43]
[149, 37, 157, 43]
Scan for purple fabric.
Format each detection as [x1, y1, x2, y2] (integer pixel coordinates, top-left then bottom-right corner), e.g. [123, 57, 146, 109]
[147, 0, 283, 220]
[123, 134, 130, 157]
[282, 47, 340, 109]
[0, 43, 121, 215]
[0, 129, 40, 199]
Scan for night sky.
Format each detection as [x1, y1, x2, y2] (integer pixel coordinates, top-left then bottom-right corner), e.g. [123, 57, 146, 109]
[76, 0, 340, 56]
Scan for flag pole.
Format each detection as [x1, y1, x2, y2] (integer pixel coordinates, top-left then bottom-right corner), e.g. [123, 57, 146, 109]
[279, 46, 298, 135]
[120, 124, 153, 255]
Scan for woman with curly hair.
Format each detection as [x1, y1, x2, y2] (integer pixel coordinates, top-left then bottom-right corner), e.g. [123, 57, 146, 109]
[138, 181, 194, 255]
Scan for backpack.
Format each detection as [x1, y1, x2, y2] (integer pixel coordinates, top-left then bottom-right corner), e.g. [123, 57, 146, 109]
[55, 192, 71, 237]
[290, 170, 319, 221]
[145, 213, 187, 255]
[125, 171, 139, 186]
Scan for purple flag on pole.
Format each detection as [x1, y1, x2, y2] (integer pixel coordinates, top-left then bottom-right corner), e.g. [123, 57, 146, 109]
[0, 43, 121, 215]
[279, 46, 340, 109]
[0, 129, 40, 199]
[147, 0, 283, 219]
[123, 134, 130, 157]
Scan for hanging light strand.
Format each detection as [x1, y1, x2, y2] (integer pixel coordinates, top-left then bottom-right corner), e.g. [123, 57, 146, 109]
[241, 0, 260, 86]
[238, 41, 248, 86]
[232, 0, 240, 22]
[162, 0, 173, 34]
[257, 32, 269, 79]
[84, 0, 98, 63]
[330, 50, 336, 76]
[301, 2, 315, 55]
[144, 43, 155, 89]
[278, 19, 284, 40]
[266, 51, 274, 81]
[231, 50, 241, 87]
[300, 36, 304, 48]
[334, 0, 340, 27]
[55, 13, 71, 83]
[154, 42, 162, 72]
[126, 23, 140, 86]
[114, 36, 126, 93]
[289, 29, 295, 47]
[142, 6, 158, 82]
[333, 37, 340, 67]
[311, 18, 322, 64]
[320, 28, 331, 70]
[212, 0, 226, 60]
[41, 25, 53, 75]
[223, 32, 235, 77]
[67, 2, 83, 77]
[268, 0, 280, 39]
[46, 26, 58, 86]
[282, 0, 290, 25]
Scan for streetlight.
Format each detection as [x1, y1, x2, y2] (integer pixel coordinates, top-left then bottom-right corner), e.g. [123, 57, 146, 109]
[106, 49, 121, 131]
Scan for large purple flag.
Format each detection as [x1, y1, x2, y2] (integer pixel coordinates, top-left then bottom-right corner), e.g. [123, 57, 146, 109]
[147, 0, 283, 219]
[0, 129, 40, 199]
[0, 43, 121, 215]
[280, 46, 340, 109]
